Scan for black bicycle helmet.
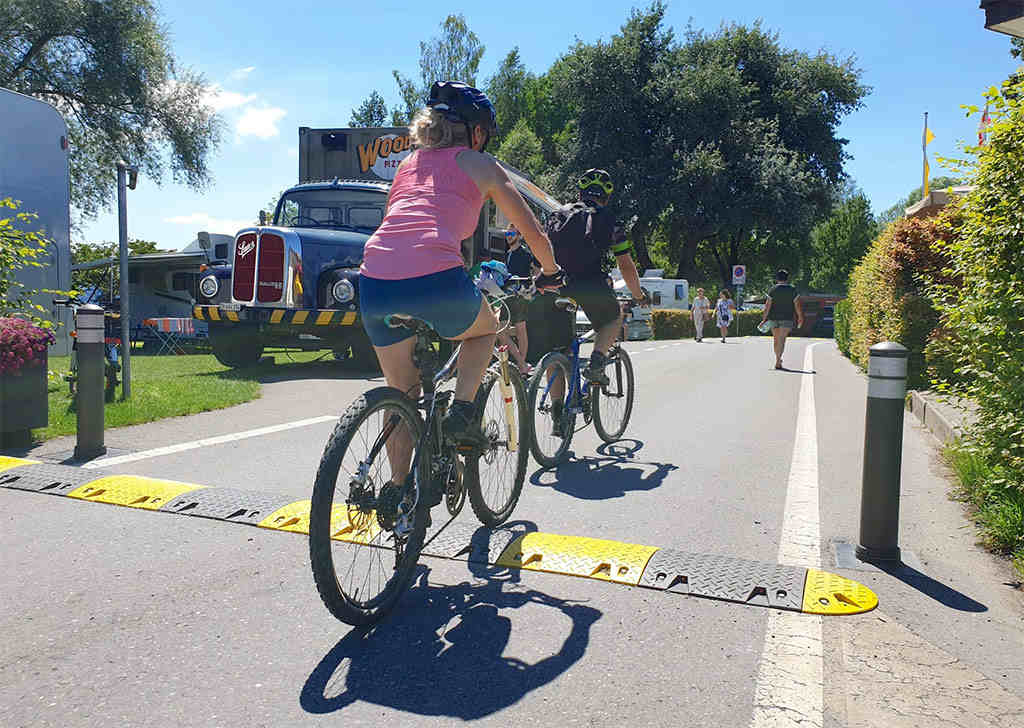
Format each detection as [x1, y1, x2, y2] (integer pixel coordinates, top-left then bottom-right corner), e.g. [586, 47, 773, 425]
[578, 168, 614, 197]
[427, 80, 498, 150]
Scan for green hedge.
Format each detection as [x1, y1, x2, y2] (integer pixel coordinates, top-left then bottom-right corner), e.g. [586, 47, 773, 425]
[843, 209, 956, 388]
[834, 299, 852, 356]
[651, 308, 765, 339]
[929, 78, 1024, 511]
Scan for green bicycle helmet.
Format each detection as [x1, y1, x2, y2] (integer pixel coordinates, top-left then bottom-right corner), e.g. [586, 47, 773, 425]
[578, 168, 614, 197]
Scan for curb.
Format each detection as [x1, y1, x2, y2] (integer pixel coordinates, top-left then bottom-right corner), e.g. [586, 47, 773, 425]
[906, 391, 973, 445]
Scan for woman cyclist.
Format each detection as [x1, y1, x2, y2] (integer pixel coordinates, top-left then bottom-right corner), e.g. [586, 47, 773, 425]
[359, 81, 564, 455]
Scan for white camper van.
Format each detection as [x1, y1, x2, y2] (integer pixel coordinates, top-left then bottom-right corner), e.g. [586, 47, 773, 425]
[575, 269, 689, 340]
[0, 88, 73, 353]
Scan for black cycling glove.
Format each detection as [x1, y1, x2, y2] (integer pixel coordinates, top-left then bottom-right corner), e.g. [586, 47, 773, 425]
[534, 268, 566, 292]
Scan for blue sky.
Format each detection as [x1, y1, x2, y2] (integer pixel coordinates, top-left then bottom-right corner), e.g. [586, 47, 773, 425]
[78, 0, 1021, 249]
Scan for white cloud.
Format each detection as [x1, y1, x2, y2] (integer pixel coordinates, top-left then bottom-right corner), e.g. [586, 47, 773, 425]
[236, 106, 287, 140]
[164, 212, 254, 235]
[228, 66, 256, 81]
[202, 84, 257, 112]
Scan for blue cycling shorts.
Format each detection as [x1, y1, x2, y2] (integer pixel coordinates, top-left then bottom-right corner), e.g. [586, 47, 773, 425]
[359, 266, 483, 347]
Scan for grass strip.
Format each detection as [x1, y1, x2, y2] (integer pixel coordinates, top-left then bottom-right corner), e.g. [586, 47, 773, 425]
[39, 350, 331, 441]
[945, 442, 1024, 581]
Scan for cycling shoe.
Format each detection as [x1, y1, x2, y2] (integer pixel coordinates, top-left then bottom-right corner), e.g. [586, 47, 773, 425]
[441, 400, 489, 451]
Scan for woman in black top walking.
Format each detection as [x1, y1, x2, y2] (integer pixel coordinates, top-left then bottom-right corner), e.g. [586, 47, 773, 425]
[760, 269, 803, 370]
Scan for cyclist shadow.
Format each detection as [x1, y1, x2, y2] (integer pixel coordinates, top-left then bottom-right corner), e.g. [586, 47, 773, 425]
[300, 526, 602, 720]
[528, 440, 678, 500]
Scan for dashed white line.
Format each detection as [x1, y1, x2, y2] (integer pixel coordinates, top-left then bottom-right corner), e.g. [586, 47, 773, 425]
[82, 415, 338, 469]
[750, 342, 824, 728]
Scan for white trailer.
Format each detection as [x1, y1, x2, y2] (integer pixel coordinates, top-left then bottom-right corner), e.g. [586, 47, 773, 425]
[0, 88, 73, 353]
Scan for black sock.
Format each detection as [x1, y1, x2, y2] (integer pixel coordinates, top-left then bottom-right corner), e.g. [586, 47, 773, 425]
[589, 351, 607, 369]
[449, 399, 476, 420]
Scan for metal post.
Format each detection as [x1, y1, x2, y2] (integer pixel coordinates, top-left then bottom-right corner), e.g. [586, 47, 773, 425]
[117, 162, 131, 399]
[856, 342, 908, 562]
[73, 304, 107, 459]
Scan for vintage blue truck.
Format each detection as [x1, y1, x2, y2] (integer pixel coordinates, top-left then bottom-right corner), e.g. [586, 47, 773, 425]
[193, 125, 559, 369]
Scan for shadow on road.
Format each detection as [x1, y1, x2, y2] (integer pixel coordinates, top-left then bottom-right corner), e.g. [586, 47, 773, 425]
[776, 366, 816, 374]
[878, 561, 988, 612]
[300, 556, 601, 720]
[528, 439, 678, 500]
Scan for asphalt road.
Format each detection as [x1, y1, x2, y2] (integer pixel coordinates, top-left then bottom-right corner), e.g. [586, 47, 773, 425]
[3, 337, 1023, 727]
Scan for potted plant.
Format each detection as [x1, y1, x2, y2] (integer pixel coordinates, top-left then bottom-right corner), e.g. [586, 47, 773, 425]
[0, 317, 55, 448]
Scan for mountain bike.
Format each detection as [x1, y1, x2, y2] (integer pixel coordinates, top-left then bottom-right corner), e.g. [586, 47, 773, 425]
[527, 297, 637, 467]
[309, 279, 530, 626]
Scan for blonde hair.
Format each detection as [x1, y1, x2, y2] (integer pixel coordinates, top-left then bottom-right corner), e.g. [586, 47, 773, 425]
[409, 107, 471, 149]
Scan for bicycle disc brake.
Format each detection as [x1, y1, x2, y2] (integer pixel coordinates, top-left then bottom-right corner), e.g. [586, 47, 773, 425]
[445, 459, 465, 516]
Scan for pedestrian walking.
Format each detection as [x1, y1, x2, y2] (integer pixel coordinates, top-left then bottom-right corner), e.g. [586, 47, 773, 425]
[715, 290, 736, 343]
[691, 287, 710, 342]
[759, 269, 803, 370]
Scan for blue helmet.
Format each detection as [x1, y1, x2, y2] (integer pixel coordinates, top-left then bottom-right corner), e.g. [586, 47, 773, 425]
[428, 81, 498, 148]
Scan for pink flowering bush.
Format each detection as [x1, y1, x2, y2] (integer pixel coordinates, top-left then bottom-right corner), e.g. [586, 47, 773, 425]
[0, 317, 55, 376]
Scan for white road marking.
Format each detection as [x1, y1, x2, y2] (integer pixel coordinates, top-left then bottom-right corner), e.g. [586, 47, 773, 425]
[750, 342, 824, 728]
[82, 415, 338, 469]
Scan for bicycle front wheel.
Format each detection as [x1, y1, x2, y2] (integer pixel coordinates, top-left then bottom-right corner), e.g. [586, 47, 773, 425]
[466, 364, 529, 526]
[593, 345, 635, 442]
[309, 387, 428, 626]
[527, 351, 576, 468]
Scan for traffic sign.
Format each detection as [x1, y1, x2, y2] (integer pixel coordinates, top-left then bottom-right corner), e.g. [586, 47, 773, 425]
[732, 265, 746, 285]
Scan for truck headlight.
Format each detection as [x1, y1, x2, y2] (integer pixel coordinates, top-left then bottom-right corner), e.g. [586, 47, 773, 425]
[332, 278, 355, 304]
[199, 274, 219, 298]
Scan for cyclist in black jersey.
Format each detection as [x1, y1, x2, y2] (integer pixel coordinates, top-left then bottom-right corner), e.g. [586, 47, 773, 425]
[546, 169, 647, 384]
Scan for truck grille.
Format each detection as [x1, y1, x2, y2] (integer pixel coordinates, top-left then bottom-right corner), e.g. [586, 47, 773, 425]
[232, 232, 257, 301]
[256, 233, 285, 303]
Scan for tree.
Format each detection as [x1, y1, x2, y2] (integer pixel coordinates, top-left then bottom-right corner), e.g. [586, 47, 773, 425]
[495, 118, 546, 179]
[806, 192, 877, 292]
[349, 90, 389, 127]
[485, 48, 532, 146]
[877, 176, 962, 225]
[391, 14, 485, 124]
[550, 7, 868, 286]
[0, 0, 223, 225]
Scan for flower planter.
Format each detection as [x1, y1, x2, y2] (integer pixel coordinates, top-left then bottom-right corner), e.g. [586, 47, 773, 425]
[0, 356, 48, 442]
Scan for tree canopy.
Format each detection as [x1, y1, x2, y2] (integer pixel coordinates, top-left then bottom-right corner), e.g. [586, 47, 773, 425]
[0, 0, 223, 225]
[806, 191, 877, 293]
[391, 14, 485, 124]
[349, 90, 389, 127]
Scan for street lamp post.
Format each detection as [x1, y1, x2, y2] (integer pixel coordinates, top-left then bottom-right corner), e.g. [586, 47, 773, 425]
[116, 161, 138, 400]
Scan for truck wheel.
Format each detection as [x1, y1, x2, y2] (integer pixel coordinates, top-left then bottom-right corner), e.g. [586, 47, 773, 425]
[210, 329, 264, 368]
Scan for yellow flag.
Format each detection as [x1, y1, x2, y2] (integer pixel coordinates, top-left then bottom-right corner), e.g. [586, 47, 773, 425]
[925, 127, 935, 145]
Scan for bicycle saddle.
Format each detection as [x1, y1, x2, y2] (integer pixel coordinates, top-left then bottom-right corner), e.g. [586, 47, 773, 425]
[554, 297, 579, 312]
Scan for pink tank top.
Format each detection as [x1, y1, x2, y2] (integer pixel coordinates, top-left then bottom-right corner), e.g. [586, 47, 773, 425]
[360, 147, 484, 280]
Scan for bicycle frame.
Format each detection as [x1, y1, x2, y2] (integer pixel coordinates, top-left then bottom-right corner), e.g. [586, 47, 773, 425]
[539, 327, 595, 416]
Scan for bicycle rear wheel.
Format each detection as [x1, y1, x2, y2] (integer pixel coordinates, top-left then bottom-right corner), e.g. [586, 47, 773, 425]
[527, 351, 576, 468]
[466, 364, 529, 526]
[309, 387, 428, 626]
[593, 345, 635, 442]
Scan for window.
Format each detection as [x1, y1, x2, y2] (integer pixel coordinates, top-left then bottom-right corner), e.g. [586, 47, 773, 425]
[651, 291, 662, 305]
[674, 285, 686, 300]
[350, 207, 383, 228]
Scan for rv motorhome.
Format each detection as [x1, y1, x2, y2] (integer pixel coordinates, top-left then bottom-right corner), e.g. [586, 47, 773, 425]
[1, 88, 73, 353]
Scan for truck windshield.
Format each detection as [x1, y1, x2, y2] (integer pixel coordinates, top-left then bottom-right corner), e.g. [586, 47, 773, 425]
[274, 188, 386, 230]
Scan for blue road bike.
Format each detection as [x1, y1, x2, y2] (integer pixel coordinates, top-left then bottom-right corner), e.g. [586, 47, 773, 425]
[527, 297, 636, 467]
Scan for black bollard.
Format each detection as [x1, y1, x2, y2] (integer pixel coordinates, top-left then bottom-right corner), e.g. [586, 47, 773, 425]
[73, 304, 107, 460]
[856, 342, 908, 563]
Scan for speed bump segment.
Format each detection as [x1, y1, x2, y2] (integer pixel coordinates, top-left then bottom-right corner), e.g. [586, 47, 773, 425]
[257, 499, 382, 544]
[497, 532, 658, 585]
[802, 568, 879, 615]
[0, 456, 39, 473]
[66, 475, 204, 510]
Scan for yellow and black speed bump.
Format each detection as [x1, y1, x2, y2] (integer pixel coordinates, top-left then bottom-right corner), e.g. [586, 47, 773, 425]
[161, 487, 297, 525]
[638, 549, 807, 611]
[0, 457, 879, 616]
[0, 461, 95, 494]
